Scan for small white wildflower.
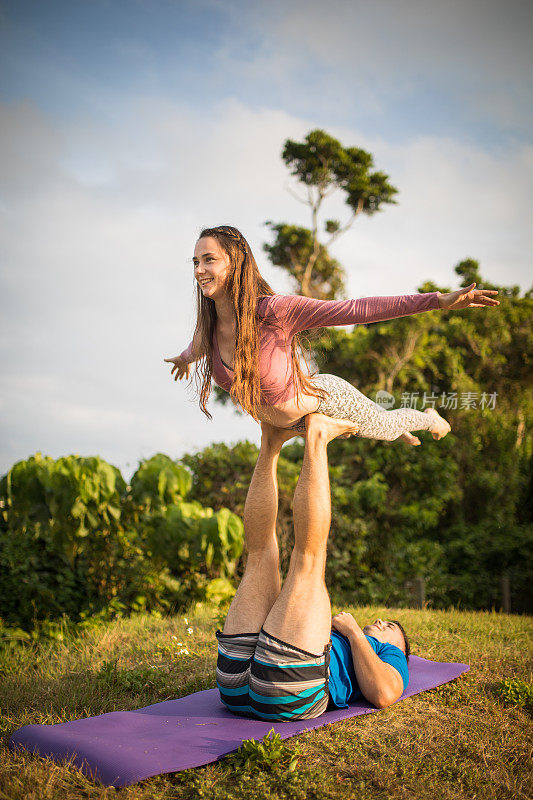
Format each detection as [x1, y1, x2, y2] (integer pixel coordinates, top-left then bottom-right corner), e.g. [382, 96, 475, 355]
[171, 635, 177, 640]
[187, 627, 193, 635]
[179, 648, 189, 655]
[183, 617, 188, 625]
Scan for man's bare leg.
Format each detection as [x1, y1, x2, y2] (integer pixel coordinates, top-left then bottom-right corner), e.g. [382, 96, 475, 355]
[222, 424, 296, 634]
[262, 414, 359, 654]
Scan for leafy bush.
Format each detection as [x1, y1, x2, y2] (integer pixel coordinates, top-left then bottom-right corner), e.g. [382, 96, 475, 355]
[494, 679, 533, 714]
[148, 503, 243, 577]
[0, 452, 244, 632]
[0, 453, 158, 628]
[128, 453, 192, 512]
[229, 729, 300, 773]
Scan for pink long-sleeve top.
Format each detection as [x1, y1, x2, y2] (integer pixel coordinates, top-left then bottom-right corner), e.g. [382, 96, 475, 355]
[180, 292, 441, 406]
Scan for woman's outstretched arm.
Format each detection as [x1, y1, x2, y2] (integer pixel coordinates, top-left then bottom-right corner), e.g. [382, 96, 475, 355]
[267, 282, 498, 337]
[164, 329, 205, 381]
[267, 291, 442, 337]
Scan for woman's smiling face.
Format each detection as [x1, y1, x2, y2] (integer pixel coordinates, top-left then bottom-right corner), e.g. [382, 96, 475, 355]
[193, 236, 232, 300]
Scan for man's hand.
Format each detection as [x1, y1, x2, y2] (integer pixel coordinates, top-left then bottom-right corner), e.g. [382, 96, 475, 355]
[437, 282, 499, 311]
[332, 612, 364, 639]
[164, 355, 191, 381]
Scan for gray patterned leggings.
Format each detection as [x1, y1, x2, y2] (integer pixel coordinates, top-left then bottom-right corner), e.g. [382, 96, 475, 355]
[288, 373, 434, 440]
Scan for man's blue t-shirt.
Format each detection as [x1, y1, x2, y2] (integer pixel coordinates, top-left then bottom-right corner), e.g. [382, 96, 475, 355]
[328, 630, 409, 708]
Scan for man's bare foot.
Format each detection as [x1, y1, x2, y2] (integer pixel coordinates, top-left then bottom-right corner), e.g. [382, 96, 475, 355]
[260, 421, 299, 450]
[424, 407, 451, 440]
[400, 432, 421, 446]
[306, 413, 359, 444]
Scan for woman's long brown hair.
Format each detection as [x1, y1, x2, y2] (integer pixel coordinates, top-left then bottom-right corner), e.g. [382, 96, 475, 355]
[191, 224, 327, 421]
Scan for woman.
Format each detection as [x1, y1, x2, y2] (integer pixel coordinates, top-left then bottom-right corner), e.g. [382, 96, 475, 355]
[164, 225, 499, 443]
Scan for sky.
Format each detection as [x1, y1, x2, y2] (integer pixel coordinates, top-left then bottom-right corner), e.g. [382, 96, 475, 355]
[1, 0, 532, 481]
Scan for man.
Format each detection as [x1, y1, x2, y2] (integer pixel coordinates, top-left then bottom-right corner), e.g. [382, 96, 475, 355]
[216, 414, 409, 721]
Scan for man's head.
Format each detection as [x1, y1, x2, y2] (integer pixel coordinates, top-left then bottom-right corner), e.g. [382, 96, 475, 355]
[363, 618, 410, 662]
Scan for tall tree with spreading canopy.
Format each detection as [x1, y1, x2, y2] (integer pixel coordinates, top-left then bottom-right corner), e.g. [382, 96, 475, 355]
[263, 128, 398, 299]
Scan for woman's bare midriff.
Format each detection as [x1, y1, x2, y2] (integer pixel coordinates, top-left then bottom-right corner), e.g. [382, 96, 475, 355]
[214, 323, 320, 429]
[254, 394, 321, 429]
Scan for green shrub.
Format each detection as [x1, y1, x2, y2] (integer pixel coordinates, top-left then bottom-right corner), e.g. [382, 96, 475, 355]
[0, 452, 244, 632]
[129, 452, 192, 512]
[0, 453, 158, 628]
[494, 678, 533, 714]
[229, 729, 300, 773]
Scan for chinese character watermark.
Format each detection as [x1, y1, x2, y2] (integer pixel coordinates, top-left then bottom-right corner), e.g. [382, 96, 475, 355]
[377, 390, 498, 410]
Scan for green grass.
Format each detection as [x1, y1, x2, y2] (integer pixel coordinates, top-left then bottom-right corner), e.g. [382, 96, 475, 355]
[1, 603, 532, 799]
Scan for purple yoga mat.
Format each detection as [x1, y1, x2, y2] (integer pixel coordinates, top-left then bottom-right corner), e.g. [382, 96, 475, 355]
[9, 654, 468, 788]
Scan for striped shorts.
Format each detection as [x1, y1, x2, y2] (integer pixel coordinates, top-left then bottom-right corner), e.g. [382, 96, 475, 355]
[216, 628, 331, 721]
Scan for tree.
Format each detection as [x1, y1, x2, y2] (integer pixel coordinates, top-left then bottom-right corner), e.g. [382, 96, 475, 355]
[263, 223, 347, 301]
[263, 128, 398, 299]
[310, 263, 533, 611]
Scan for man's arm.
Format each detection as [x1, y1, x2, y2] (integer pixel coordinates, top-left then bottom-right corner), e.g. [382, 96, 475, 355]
[332, 612, 403, 709]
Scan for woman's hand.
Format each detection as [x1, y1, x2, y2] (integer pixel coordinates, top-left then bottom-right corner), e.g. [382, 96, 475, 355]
[437, 282, 499, 311]
[331, 612, 364, 640]
[164, 355, 191, 381]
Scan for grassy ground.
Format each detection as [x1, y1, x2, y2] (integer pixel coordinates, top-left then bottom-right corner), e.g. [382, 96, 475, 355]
[1, 603, 532, 800]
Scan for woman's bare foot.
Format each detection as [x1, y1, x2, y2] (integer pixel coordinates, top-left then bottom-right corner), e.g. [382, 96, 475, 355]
[424, 407, 452, 440]
[306, 413, 359, 443]
[400, 432, 421, 446]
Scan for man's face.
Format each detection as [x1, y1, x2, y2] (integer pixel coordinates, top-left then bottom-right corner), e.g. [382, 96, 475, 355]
[363, 619, 405, 653]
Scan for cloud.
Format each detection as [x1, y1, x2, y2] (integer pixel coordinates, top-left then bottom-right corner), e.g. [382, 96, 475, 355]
[218, 0, 533, 134]
[328, 130, 533, 296]
[4, 0, 531, 143]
